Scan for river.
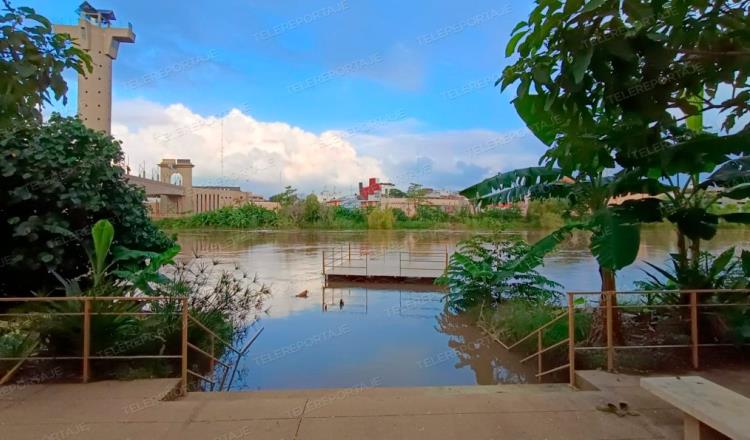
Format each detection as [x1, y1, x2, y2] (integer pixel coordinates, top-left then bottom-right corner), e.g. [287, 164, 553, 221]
[174, 227, 750, 390]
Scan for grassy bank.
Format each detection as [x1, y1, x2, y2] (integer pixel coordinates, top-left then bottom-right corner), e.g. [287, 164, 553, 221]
[156, 199, 569, 231]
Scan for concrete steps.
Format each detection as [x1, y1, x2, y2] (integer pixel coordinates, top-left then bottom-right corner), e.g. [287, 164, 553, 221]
[0, 375, 686, 439]
[185, 382, 573, 401]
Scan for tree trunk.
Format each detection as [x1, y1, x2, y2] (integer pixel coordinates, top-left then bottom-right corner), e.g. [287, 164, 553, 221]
[689, 238, 701, 269]
[677, 231, 688, 268]
[588, 267, 623, 345]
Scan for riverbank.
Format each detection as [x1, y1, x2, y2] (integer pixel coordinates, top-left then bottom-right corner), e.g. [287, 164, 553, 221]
[153, 201, 567, 231]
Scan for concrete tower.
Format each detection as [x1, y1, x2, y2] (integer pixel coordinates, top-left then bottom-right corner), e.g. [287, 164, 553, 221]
[158, 159, 194, 213]
[54, 2, 135, 134]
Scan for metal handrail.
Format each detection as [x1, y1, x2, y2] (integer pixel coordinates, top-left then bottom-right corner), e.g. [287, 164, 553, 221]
[480, 289, 750, 386]
[507, 311, 567, 350]
[186, 314, 263, 391]
[520, 338, 569, 364]
[0, 296, 264, 394]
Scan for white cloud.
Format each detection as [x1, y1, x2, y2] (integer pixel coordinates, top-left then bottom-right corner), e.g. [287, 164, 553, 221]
[111, 98, 544, 196]
[112, 99, 383, 195]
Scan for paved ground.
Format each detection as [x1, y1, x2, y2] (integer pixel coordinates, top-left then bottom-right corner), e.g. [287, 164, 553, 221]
[0, 369, 747, 440]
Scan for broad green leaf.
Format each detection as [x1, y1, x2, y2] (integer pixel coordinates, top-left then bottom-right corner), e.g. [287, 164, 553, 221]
[741, 250, 750, 276]
[506, 30, 528, 57]
[719, 213, 750, 224]
[709, 247, 735, 279]
[667, 208, 718, 241]
[590, 209, 641, 270]
[721, 183, 750, 200]
[582, 0, 606, 13]
[512, 95, 559, 146]
[460, 166, 564, 201]
[90, 219, 114, 285]
[685, 89, 704, 133]
[571, 46, 593, 84]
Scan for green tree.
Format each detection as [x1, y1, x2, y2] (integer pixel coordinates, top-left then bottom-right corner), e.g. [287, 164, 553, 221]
[406, 183, 428, 199]
[0, 1, 91, 125]
[437, 234, 561, 312]
[367, 208, 395, 229]
[302, 194, 321, 224]
[0, 116, 174, 295]
[387, 188, 406, 198]
[487, 0, 750, 295]
[270, 185, 298, 207]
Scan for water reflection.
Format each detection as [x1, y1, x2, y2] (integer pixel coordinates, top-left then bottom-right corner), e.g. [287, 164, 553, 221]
[435, 311, 533, 384]
[173, 227, 750, 390]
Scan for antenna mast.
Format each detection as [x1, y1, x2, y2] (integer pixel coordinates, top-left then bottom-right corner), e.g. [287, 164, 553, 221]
[220, 119, 224, 178]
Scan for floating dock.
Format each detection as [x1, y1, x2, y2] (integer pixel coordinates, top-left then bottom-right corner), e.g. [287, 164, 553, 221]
[322, 245, 449, 286]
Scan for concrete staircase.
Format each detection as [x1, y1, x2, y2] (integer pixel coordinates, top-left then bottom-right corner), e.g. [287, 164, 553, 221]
[0, 376, 682, 439]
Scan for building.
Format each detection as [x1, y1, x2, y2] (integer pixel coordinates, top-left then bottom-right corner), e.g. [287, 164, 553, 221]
[54, 2, 135, 134]
[358, 178, 396, 201]
[127, 159, 279, 217]
[356, 177, 472, 217]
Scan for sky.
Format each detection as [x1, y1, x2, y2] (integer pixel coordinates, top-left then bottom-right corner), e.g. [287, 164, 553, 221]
[30, 0, 547, 197]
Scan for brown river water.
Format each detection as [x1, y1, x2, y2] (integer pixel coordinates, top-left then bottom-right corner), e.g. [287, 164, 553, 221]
[174, 227, 750, 390]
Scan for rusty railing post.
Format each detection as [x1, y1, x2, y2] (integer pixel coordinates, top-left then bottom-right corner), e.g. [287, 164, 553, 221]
[209, 335, 216, 391]
[322, 251, 326, 275]
[690, 291, 699, 369]
[82, 298, 91, 383]
[568, 293, 575, 387]
[181, 298, 188, 396]
[606, 291, 614, 372]
[537, 330, 543, 382]
[348, 242, 351, 262]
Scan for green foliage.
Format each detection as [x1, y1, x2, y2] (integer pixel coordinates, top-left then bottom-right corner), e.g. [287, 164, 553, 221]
[637, 247, 749, 292]
[437, 234, 561, 312]
[460, 166, 568, 207]
[367, 208, 395, 229]
[388, 188, 406, 198]
[302, 194, 321, 224]
[7, 222, 269, 380]
[89, 220, 115, 287]
[269, 185, 298, 206]
[490, 0, 750, 298]
[0, 321, 38, 361]
[525, 199, 567, 228]
[415, 205, 449, 223]
[0, 2, 92, 125]
[160, 204, 278, 229]
[479, 301, 591, 349]
[391, 208, 409, 222]
[406, 183, 429, 198]
[0, 115, 173, 295]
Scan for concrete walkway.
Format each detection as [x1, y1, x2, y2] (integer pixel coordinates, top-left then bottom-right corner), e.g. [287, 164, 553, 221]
[5, 370, 747, 439]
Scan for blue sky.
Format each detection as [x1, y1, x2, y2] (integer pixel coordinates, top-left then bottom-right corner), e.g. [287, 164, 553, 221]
[29, 0, 546, 196]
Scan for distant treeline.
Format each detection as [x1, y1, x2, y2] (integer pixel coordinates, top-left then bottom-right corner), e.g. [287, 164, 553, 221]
[156, 197, 570, 230]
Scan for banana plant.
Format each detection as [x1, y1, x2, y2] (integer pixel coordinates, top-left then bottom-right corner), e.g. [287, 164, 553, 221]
[462, 167, 661, 291]
[88, 219, 115, 288]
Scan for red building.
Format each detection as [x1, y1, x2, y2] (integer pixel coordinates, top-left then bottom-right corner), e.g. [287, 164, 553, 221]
[358, 177, 382, 200]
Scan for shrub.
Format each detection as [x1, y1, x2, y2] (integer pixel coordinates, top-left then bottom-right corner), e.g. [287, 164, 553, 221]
[158, 204, 278, 229]
[415, 205, 449, 223]
[302, 194, 321, 224]
[525, 199, 568, 228]
[6, 220, 270, 381]
[436, 233, 561, 312]
[367, 208, 395, 229]
[0, 116, 173, 295]
[479, 300, 591, 349]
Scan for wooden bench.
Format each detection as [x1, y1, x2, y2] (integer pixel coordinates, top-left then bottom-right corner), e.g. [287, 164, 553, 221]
[641, 376, 750, 440]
